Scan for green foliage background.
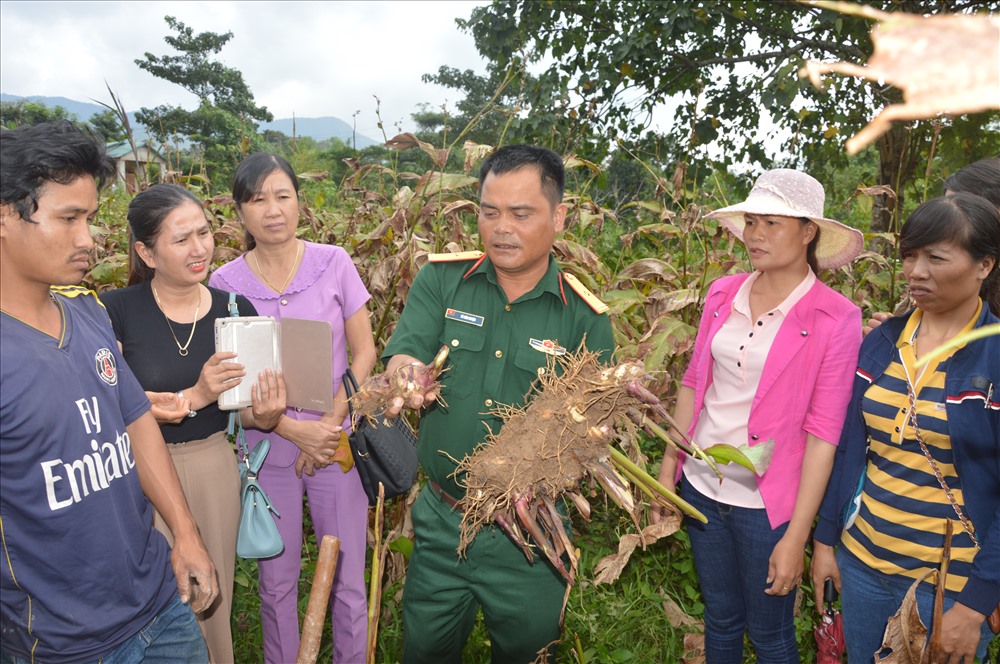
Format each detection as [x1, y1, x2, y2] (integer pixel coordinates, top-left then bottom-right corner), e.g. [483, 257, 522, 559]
[81, 136, 995, 662]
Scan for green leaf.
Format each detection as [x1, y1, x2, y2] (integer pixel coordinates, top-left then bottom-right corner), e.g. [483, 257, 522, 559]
[388, 535, 414, 561]
[703, 438, 775, 475]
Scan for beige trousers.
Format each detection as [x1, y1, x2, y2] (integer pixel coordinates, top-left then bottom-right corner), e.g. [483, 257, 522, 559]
[153, 431, 240, 664]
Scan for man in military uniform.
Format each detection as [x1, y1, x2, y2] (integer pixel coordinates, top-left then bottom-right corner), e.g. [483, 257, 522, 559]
[383, 144, 615, 662]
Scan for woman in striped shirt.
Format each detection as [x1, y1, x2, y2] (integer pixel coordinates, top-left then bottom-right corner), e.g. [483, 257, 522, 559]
[812, 193, 1000, 663]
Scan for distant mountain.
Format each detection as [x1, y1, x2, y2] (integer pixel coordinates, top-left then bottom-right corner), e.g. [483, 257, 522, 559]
[0, 93, 376, 147]
[259, 116, 377, 148]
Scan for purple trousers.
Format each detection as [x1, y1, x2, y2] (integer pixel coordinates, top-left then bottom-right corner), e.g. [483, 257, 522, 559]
[257, 459, 368, 663]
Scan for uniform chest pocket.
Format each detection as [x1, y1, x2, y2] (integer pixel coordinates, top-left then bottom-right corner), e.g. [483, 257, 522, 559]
[513, 343, 554, 382]
[439, 319, 486, 355]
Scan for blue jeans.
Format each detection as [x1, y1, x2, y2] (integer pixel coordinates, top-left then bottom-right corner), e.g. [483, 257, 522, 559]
[0, 594, 207, 664]
[682, 476, 800, 663]
[837, 547, 992, 663]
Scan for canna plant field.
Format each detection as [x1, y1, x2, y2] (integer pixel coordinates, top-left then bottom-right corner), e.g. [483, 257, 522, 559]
[85, 135, 942, 663]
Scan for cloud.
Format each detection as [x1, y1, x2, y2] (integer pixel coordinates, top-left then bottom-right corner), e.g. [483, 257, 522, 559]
[0, 0, 488, 138]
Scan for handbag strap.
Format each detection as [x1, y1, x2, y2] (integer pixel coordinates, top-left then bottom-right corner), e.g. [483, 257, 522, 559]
[235, 410, 249, 460]
[905, 382, 980, 550]
[227, 292, 241, 436]
[342, 368, 359, 425]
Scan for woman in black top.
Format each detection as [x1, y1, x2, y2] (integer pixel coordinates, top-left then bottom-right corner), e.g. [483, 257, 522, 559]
[101, 184, 285, 663]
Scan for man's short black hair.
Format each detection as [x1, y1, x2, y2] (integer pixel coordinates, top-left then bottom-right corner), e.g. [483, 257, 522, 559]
[0, 121, 116, 223]
[479, 144, 565, 209]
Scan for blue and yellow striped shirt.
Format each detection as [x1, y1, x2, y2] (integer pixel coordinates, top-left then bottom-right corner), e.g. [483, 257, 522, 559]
[843, 302, 982, 592]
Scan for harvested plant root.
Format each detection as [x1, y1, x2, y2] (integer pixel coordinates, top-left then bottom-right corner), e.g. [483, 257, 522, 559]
[349, 345, 450, 424]
[455, 346, 707, 596]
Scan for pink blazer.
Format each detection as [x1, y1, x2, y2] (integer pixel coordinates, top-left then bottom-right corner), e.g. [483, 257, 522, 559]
[678, 273, 861, 528]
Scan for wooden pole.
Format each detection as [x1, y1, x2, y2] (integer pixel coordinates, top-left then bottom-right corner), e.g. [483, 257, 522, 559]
[296, 535, 341, 664]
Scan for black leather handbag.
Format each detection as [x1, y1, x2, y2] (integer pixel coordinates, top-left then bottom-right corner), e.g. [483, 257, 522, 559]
[342, 369, 419, 506]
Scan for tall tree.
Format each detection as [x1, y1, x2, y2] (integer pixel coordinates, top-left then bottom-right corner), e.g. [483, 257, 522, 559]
[459, 0, 999, 231]
[134, 16, 273, 184]
[87, 109, 128, 143]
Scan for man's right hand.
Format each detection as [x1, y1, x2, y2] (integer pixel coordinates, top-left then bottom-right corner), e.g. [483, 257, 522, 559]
[384, 354, 439, 417]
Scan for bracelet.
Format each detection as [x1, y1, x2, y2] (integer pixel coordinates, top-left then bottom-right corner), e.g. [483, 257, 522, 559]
[177, 391, 197, 418]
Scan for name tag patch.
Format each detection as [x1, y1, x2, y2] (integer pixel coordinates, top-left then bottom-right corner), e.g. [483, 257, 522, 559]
[529, 338, 566, 355]
[445, 308, 484, 327]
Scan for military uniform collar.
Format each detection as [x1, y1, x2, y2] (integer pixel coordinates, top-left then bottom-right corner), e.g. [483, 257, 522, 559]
[464, 254, 567, 306]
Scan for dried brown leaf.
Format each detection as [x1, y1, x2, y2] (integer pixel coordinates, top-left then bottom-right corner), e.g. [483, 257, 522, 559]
[682, 632, 706, 664]
[800, 10, 1000, 154]
[661, 592, 703, 629]
[876, 571, 934, 663]
[592, 517, 681, 586]
[616, 258, 678, 283]
[384, 132, 422, 151]
[462, 141, 494, 176]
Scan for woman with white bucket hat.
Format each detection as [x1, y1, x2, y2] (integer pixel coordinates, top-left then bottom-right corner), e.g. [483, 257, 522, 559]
[652, 169, 864, 662]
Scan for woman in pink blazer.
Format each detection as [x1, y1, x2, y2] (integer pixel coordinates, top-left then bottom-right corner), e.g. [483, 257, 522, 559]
[651, 170, 863, 663]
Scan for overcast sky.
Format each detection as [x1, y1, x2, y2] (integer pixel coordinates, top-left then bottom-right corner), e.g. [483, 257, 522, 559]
[0, 1, 490, 140]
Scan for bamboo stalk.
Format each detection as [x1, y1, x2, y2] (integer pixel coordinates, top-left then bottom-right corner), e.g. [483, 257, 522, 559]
[608, 447, 707, 523]
[366, 483, 386, 664]
[296, 535, 342, 664]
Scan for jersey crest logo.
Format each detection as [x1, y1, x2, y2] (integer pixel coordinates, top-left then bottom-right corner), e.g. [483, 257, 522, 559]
[95, 348, 118, 386]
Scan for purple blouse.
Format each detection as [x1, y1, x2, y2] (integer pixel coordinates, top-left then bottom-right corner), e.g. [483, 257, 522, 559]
[209, 241, 371, 467]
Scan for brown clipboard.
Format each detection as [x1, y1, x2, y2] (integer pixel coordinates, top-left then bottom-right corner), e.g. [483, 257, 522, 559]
[280, 318, 333, 413]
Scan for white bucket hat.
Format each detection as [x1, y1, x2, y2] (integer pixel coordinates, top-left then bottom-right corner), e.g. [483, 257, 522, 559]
[706, 169, 864, 270]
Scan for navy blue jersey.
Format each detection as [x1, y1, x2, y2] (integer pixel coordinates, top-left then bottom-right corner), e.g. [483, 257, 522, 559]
[0, 287, 175, 663]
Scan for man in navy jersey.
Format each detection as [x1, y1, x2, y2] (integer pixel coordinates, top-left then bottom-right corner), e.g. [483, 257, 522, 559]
[0, 121, 218, 663]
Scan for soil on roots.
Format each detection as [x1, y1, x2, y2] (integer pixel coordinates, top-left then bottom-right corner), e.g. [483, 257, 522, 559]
[455, 346, 647, 553]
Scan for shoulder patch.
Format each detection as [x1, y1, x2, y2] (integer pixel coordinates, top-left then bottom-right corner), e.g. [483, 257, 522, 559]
[428, 250, 485, 263]
[50, 285, 104, 308]
[563, 273, 608, 314]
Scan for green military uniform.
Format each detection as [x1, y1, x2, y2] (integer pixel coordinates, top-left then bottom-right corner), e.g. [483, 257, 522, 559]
[383, 252, 614, 663]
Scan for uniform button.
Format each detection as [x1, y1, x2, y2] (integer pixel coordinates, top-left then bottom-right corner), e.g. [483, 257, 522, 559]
[751, 435, 759, 441]
[495, 350, 503, 358]
[757, 321, 763, 326]
[713, 311, 719, 317]
[484, 399, 493, 407]
[739, 345, 744, 350]
[801, 330, 808, 336]
[737, 361, 742, 367]
[505, 304, 512, 311]
[537, 367, 545, 376]
[451, 339, 459, 347]
[749, 333, 754, 338]
[901, 407, 907, 413]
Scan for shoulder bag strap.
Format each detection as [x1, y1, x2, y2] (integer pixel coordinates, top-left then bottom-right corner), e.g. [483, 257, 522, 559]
[227, 292, 241, 436]
[906, 382, 980, 550]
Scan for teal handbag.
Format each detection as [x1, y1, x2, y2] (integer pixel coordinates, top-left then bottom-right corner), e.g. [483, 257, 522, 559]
[236, 419, 284, 559]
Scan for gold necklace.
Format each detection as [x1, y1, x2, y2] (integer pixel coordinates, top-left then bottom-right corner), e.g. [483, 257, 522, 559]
[151, 283, 200, 357]
[251, 240, 302, 294]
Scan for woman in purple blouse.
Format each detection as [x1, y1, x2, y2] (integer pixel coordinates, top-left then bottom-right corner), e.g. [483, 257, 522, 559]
[209, 153, 377, 664]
